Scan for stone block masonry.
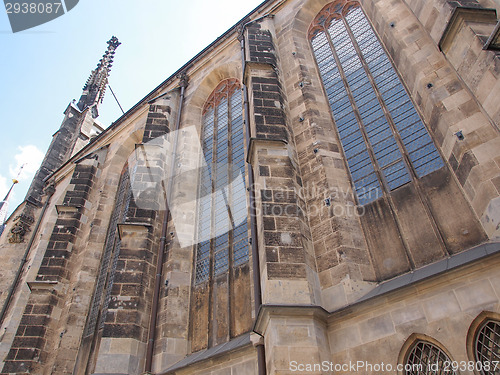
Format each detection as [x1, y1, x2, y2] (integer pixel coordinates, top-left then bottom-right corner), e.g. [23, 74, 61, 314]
[93, 98, 172, 374]
[245, 18, 320, 307]
[1, 160, 98, 374]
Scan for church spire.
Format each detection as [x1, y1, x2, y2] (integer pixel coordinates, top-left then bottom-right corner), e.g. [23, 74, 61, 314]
[77, 36, 121, 118]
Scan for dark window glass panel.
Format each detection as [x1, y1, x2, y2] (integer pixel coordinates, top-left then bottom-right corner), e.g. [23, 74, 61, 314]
[215, 233, 229, 248]
[399, 122, 427, 141]
[194, 83, 249, 284]
[214, 248, 229, 275]
[395, 114, 421, 132]
[195, 258, 210, 283]
[197, 241, 210, 258]
[345, 6, 443, 180]
[409, 143, 438, 165]
[350, 162, 375, 182]
[411, 148, 444, 178]
[366, 123, 392, 141]
[233, 221, 248, 240]
[376, 149, 401, 169]
[311, 4, 445, 205]
[372, 136, 398, 157]
[382, 160, 411, 190]
[347, 150, 371, 167]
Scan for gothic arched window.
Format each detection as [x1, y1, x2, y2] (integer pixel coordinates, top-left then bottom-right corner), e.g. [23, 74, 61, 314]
[405, 340, 457, 375]
[80, 163, 133, 370]
[309, 1, 444, 205]
[474, 319, 500, 374]
[194, 78, 249, 284]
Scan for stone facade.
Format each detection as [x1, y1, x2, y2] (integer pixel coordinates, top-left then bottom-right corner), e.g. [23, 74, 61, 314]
[0, 0, 499, 374]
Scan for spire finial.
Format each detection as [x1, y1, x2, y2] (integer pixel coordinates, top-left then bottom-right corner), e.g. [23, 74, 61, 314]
[77, 36, 121, 118]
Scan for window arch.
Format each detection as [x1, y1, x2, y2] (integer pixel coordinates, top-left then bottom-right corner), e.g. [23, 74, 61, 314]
[309, 0, 444, 205]
[194, 78, 249, 284]
[404, 339, 458, 375]
[474, 319, 500, 374]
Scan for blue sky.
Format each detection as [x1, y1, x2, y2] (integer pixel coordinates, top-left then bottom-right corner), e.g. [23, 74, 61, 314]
[0, 0, 264, 218]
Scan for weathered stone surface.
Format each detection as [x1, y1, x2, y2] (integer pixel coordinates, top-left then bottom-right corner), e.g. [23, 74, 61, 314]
[0, 0, 499, 374]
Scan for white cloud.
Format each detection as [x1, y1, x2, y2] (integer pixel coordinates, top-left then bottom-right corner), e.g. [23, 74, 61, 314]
[9, 145, 44, 181]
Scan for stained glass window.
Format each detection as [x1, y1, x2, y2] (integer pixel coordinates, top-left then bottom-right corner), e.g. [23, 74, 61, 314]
[194, 79, 249, 284]
[309, 1, 444, 205]
[84, 164, 132, 337]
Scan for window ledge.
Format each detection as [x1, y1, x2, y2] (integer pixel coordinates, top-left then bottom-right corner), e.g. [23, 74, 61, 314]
[484, 20, 500, 50]
[439, 6, 498, 53]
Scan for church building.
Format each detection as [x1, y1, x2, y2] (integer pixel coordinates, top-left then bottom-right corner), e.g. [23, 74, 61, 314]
[0, 0, 500, 373]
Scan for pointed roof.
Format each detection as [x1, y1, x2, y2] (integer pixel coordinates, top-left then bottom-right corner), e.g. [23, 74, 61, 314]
[77, 36, 121, 118]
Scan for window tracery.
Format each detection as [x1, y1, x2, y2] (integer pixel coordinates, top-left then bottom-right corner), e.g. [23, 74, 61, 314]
[195, 78, 249, 284]
[309, 1, 444, 204]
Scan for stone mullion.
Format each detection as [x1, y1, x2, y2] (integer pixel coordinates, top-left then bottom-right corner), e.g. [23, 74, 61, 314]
[324, 20, 419, 269]
[359, 0, 489, 258]
[342, 13, 419, 182]
[343, 11, 451, 260]
[211, 97, 232, 347]
[226, 96, 234, 342]
[207, 106, 217, 348]
[190, 107, 215, 353]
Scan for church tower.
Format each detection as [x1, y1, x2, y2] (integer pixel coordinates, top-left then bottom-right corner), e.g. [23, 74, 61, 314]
[77, 36, 121, 119]
[0, 37, 121, 373]
[6, 37, 120, 244]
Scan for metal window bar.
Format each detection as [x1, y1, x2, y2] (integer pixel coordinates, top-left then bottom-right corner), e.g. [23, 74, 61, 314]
[475, 320, 500, 375]
[229, 89, 249, 266]
[195, 109, 215, 283]
[311, 4, 444, 206]
[406, 341, 457, 375]
[345, 7, 444, 178]
[312, 30, 382, 205]
[327, 17, 412, 192]
[194, 86, 249, 284]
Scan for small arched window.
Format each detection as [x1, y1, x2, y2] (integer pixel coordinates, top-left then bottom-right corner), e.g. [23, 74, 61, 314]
[309, 1, 444, 205]
[194, 78, 249, 284]
[474, 319, 500, 374]
[405, 340, 457, 375]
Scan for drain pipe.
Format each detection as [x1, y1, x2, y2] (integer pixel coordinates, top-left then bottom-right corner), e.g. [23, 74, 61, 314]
[240, 24, 267, 375]
[0, 185, 55, 327]
[144, 73, 188, 374]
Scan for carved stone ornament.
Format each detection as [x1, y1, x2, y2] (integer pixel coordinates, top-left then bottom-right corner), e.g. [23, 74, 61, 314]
[176, 71, 189, 88]
[9, 212, 35, 243]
